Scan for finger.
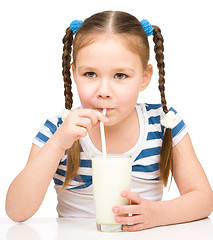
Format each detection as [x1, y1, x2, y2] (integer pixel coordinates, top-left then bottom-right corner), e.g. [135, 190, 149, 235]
[76, 117, 94, 131]
[90, 109, 109, 123]
[72, 126, 88, 139]
[123, 223, 144, 232]
[115, 214, 142, 225]
[121, 190, 142, 204]
[79, 109, 109, 125]
[113, 204, 139, 215]
[77, 109, 99, 126]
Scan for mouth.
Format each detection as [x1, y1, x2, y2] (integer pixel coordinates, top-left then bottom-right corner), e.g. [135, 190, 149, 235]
[96, 108, 114, 113]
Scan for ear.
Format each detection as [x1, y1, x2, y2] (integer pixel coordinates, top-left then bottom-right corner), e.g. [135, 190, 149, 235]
[140, 64, 153, 91]
[72, 63, 77, 83]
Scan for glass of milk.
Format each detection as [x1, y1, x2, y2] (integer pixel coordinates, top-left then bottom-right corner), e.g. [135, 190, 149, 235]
[92, 154, 132, 232]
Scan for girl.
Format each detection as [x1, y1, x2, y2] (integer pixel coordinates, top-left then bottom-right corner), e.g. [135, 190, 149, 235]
[5, 11, 213, 231]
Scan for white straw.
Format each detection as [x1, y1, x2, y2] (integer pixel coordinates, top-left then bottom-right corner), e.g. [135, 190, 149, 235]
[100, 109, 107, 158]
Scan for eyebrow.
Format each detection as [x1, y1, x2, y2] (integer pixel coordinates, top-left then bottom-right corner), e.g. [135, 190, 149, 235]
[78, 65, 135, 73]
[113, 67, 135, 73]
[78, 65, 98, 72]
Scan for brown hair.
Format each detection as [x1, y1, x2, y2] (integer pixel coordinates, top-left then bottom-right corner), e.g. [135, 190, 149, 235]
[61, 11, 172, 190]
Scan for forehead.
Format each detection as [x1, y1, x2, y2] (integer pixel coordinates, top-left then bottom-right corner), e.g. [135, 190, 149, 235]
[74, 33, 143, 65]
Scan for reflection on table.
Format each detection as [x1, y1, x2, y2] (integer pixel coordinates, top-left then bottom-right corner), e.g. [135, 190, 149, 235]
[1, 217, 213, 240]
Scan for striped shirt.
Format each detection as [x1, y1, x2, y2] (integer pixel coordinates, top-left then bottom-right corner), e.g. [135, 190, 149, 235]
[33, 103, 187, 217]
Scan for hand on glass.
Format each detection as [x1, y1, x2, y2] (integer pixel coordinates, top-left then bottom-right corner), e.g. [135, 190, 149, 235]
[112, 190, 161, 232]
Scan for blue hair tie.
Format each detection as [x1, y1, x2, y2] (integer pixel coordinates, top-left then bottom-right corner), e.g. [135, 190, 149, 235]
[141, 19, 153, 36]
[70, 20, 83, 33]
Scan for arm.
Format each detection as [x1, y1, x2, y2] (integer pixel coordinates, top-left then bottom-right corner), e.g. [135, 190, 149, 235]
[157, 133, 213, 224]
[5, 139, 64, 222]
[5, 109, 108, 222]
[113, 133, 213, 231]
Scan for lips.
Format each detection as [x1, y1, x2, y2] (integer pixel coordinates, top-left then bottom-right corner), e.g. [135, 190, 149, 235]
[96, 108, 114, 113]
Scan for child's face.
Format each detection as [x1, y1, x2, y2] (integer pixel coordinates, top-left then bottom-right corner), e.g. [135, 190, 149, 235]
[73, 34, 152, 126]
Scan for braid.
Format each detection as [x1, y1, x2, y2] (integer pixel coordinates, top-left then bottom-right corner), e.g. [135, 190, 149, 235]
[152, 26, 173, 186]
[62, 27, 73, 110]
[153, 26, 168, 114]
[61, 27, 80, 191]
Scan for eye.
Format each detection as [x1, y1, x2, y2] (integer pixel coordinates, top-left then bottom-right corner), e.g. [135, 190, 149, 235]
[114, 73, 127, 80]
[85, 72, 97, 78]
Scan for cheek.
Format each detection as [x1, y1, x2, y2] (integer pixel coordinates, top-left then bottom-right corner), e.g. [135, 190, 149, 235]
[77, 85, 95, 108]
[119, 85, 140, 106]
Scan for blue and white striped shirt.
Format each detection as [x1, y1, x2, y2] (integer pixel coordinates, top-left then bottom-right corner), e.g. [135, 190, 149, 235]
[33, 103, 187, 217]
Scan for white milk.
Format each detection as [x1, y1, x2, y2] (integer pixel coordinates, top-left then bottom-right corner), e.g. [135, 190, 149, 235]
[92, 154, 132, 225]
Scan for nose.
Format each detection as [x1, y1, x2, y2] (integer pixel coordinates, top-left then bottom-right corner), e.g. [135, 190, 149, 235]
[97, 79, 112, 99]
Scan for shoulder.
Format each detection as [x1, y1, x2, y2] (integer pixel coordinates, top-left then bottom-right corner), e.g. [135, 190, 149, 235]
[37, 106, 82, 135]
[32, 107, 82, 148]
[137, 103, 164, 121]
[42, 115, 63, 133]
[137, 103, 179, 118]
[137, 103, 188, 146]
[32, 115, 62, 148]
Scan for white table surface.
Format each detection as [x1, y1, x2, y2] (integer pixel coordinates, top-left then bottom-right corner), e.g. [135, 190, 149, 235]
[0, 217, 213, 240]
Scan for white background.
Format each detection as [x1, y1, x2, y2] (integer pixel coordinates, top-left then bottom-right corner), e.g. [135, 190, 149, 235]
[0, 0, 212, 218]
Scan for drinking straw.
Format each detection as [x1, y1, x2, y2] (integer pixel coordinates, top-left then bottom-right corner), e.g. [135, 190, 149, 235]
[100, 109, 107, 158]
